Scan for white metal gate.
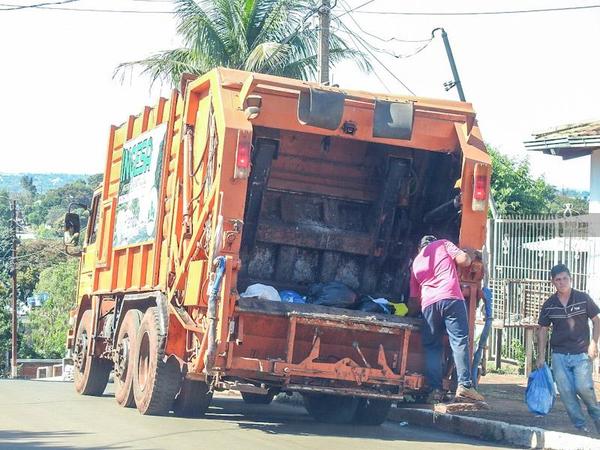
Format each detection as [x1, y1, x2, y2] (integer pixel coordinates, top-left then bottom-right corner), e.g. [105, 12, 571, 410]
[487, 211, 600, 373]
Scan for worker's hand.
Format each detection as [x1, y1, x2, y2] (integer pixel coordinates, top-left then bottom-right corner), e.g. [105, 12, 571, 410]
[535, 356, 545, 369]
[588, 341, 598, 360]
[407, 297, 421, 317]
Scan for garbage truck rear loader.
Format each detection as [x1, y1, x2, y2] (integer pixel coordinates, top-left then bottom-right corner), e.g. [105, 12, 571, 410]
[65, 68, 490, 423]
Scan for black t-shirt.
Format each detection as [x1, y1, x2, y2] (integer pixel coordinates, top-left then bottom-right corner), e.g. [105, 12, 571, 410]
[538, 289, 600, 354]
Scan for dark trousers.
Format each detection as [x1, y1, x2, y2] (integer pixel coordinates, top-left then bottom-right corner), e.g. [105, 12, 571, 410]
[422, 299, 472, 390]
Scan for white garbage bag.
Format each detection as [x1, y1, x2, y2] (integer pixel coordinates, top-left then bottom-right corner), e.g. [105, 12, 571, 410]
[241, 283, 282, 302]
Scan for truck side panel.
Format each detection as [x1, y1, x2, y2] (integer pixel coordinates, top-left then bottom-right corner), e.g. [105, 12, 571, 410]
[88, 93, 184, 298]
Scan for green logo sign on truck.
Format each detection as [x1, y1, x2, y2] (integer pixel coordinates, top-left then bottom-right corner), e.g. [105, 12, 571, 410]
[113, 123, 166, 247]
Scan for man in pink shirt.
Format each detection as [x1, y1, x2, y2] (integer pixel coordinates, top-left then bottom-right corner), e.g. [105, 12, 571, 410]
[410, 235, 484, 403]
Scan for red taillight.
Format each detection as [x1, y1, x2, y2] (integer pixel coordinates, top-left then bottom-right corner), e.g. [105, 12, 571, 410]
[472, 163, 490, 212]
[474, 175, 487, 200]
[234, 130, 252, 179]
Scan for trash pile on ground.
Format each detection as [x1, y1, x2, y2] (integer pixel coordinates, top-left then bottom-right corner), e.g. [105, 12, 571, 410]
[241, 281, 408, 316]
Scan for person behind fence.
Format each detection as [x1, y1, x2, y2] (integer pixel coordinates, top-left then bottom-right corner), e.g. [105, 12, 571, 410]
[409, 235, 485, 404]
[536, 264, 600, 434]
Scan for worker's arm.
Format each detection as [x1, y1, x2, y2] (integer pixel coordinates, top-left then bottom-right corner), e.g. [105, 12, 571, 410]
[454, 249, 473, 268]
[408, 271, 421, 317]
[536, 326, 548, 368]
[589, 315, 600, 360]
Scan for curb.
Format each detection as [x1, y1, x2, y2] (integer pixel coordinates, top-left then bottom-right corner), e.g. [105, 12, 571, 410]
[388, 407, 600, 450]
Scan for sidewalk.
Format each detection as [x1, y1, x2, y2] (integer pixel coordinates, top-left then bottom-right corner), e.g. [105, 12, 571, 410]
[390, 373, 600, 449]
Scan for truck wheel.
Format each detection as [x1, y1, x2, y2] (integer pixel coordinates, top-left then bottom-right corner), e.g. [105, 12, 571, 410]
[241, 392, 275, 405]
[173, 379, 213, 417]
[114, 309, 143, 407]
[353, 398, 392, 425]
[302, 394, 359, 424]
[73, 310, 112, 396]
[133, 307, 182, 415]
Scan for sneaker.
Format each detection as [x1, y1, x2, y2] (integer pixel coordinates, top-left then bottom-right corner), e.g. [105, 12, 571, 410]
[455, 385, 485, 402]
[576, 425, 591, 434]
[426, 389, 446, 404]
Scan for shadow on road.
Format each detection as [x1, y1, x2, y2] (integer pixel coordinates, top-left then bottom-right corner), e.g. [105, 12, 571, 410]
[201, 397, 491, 445]
[0, 430, 101, 450]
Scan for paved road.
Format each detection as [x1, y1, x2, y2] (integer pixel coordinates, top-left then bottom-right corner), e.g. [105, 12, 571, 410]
[0, 380, 510, 449]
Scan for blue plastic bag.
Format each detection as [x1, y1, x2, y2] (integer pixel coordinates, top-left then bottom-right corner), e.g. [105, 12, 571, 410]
[525, 363, 556, 415]
[279, 290, 306, 304]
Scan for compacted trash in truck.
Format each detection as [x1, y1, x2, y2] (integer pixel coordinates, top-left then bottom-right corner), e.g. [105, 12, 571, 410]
[64, 68, 490, 424]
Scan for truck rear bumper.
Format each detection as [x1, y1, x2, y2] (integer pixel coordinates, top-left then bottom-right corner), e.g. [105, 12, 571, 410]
[204, 298, 427, 394]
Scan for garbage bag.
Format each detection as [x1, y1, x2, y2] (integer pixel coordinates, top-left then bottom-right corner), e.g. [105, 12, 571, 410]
[279, 290, 306, 304]
[356, 297, 393, 314]
[307, 282, 358, 308]
[241, 283, 281, 302]
[393, 303, 408, 317]
[525, 363, 556, 416]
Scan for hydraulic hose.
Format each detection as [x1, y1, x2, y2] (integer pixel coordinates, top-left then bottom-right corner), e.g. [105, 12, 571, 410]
[204, 256, 226, 373]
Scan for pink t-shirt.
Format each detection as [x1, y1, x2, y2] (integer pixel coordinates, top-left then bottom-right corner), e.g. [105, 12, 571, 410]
[410, 239, 464, 310]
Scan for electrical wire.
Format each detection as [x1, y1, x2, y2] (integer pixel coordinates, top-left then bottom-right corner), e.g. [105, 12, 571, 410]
[353, 4, 600, 16]
[0, 0, 79, 10]
[0, 1, 173, 13]
[335, 3, 434, 59]
[338, 19, 415, 95]
[335, 0, 431, 43]
[341, 25, 391, 92]
[336, 5, 416, 94]
[334, 0, 377, 19]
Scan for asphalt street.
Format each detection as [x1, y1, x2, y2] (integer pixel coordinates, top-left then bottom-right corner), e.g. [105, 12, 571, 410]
[0, 380, 512, 449]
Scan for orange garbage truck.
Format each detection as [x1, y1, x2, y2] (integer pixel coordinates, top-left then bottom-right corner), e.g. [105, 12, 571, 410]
[64, 67, 490, 424]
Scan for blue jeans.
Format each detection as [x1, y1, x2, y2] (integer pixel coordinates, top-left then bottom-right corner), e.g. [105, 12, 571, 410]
[552, 352, 600, 429]
[422, 299, 472, 390]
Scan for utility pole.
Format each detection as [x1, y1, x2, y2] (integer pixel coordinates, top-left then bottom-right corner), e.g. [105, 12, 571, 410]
[10, 200, 18, 378]
[433, 28, 466, 102]
[317, 0, 331, 84]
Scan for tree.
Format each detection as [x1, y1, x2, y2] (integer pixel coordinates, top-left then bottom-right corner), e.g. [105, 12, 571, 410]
[116, 0, 370, 85]
[489, 147, 558, 215]
[27, 261, 78, 358]
[20, 175, 37, 198]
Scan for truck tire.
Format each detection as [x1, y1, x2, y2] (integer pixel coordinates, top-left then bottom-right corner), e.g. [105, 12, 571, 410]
[133, 307, 182, 415]
[73, 310, 112, 396]
[114, 309, 143, 407]
[353, 398, 392, 425]
[241, 392, 275, 405]
[302, 394, 360, 424]
[173, 379, 213, 417]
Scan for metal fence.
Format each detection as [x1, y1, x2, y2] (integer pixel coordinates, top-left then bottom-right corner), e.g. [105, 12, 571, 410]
[487, 212, 600, 372]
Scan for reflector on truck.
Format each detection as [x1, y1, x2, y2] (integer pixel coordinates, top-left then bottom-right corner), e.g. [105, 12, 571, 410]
[372, 100, 414, 140]
[297, 88, 345, 130]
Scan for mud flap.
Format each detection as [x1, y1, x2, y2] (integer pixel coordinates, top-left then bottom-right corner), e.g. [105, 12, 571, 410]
[372, 100, 414, 140]
[298, 88, 345, 130]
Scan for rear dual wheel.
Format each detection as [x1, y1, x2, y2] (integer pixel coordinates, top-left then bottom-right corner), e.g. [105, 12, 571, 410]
[73, 310, 112, 396]
[114, 310, 143, 407]
[133, 307, 182, 415]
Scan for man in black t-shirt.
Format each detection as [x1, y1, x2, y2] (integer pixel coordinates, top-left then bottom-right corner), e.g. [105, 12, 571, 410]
[537, 264, 600, 433]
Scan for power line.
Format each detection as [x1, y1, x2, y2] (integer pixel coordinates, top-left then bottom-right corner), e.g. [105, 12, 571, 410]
[336, 1, 434, 59]
[334, 0, 377, 19]
[0, 2, 173, 13]
[0, 0, 79, 10]
[337, 19, 415, 95]
[353, 4, 600, 16]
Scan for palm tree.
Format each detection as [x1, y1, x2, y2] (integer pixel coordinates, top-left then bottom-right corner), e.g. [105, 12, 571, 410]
[116, 0, 370, 85]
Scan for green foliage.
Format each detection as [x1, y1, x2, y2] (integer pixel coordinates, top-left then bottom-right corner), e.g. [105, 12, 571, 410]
[116, 0, 371, 85]
[27, 261, 78, 358]
[24, 174, 101, 231]
[0, 173, 86, 194]
[488, 147, 587, 215]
